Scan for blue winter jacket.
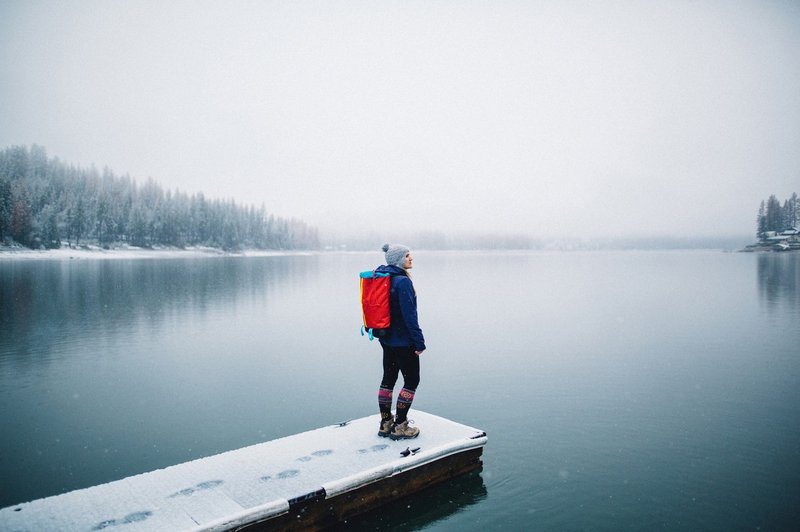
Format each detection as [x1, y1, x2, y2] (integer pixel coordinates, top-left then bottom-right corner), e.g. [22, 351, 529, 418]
[375, 265, 426, 351]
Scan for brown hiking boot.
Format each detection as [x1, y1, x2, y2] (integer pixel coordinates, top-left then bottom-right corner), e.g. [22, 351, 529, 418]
[390, 419, 419, 440]
[378, 417, 394, 438]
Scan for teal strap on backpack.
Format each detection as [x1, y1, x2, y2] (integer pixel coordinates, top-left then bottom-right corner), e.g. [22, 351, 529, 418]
[360, 271, 391, 279]
[360, 325, 375, 341]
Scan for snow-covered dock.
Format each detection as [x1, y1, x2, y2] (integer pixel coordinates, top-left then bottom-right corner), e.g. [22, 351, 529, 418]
[0, 411, 487, 531]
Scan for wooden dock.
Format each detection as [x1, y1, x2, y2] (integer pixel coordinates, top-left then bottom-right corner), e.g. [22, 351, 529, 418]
[0, 411, 487, 531]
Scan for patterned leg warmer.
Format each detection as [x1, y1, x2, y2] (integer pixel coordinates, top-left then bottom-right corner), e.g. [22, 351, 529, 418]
[395, 387, 416, 423]
[378, 385, 393, 421]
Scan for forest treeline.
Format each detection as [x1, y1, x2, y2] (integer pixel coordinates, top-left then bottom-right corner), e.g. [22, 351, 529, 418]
[0, 145, 319, 250]
[756, 192, 798, 239]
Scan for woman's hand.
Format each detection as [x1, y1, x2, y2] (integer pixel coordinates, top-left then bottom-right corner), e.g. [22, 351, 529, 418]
[415, 350, 425, 356]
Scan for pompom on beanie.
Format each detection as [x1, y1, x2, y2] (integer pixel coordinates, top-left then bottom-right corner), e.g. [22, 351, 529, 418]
[382, 243, 410, 268]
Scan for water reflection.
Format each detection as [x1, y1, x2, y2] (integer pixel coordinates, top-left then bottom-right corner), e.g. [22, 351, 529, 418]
[0, 255, 328, 508]
[0, 257, 316, 361]
[330, 470, 487, 531]
[757, 253, 800, 310]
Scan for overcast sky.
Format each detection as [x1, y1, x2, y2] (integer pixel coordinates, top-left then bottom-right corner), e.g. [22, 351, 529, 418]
[1, 0, 798, 240]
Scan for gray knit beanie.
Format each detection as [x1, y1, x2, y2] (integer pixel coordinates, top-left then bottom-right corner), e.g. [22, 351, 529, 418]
[382, 243, 410, 269]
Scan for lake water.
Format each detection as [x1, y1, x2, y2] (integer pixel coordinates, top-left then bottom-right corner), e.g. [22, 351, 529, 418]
[1, 250, 798, 530]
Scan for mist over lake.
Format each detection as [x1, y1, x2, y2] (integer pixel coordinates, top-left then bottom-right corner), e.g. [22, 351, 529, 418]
[1, 250, 798, 530]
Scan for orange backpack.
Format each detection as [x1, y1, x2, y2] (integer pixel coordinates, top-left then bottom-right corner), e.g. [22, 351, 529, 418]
[360, 270, 392, 340]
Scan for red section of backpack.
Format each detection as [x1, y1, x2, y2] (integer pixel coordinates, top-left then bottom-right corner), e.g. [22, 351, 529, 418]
[360, 272, 391, 330]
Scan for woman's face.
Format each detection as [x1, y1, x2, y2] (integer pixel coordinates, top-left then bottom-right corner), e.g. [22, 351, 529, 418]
[403, 252, 413, 269]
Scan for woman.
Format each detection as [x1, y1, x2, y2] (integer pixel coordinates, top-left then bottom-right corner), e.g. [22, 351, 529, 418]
[375, 243, 426, 440]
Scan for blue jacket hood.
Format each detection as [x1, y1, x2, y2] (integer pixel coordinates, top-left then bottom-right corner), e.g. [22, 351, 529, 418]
[375, 264, 407, 276]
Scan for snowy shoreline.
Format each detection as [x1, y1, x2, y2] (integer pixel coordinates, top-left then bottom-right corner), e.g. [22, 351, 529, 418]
[0, 245, 312, 261]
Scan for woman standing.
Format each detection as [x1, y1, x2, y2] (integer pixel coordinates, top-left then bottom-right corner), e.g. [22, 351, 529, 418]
[375, 243, 426, 440]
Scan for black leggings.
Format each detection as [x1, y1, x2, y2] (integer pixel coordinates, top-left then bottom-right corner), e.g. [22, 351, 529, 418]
[380, 344, 420, 390]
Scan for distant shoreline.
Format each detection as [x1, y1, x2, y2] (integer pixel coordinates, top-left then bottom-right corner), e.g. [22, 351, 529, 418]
[739, 247, 800, 253]
[0, 244, 773, 261]
[0, 245, 312, 261]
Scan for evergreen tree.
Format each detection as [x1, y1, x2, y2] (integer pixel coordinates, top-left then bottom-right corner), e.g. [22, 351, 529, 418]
[782, 200, 791, 233]
[787, 193, 798, 230]
[765, 194, 783, 232]
[756, 200, 767, 241]
[40, 204, 60, 249]
[96, 194, 111, 246]
[0, 178, 12, 241]
[71, 198, 86, 245]
[10, 186, 33, 246]
[128, 205, 148, 247]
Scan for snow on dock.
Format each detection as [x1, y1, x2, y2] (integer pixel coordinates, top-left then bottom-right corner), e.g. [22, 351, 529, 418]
[0, 411, 487, 531]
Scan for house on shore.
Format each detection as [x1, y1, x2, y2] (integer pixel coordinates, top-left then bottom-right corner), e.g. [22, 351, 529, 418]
[763, 228, 800, 251]
[742, 228, 800, 252]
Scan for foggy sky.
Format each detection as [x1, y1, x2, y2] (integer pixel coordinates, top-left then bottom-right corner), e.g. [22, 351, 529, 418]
[1, 0, 798, 240]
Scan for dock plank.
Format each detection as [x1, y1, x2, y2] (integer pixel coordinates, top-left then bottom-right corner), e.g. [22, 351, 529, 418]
[1, 411, 486, 531]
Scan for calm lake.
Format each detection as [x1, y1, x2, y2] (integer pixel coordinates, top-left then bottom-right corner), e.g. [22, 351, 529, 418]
[1, 250, 798, 530]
